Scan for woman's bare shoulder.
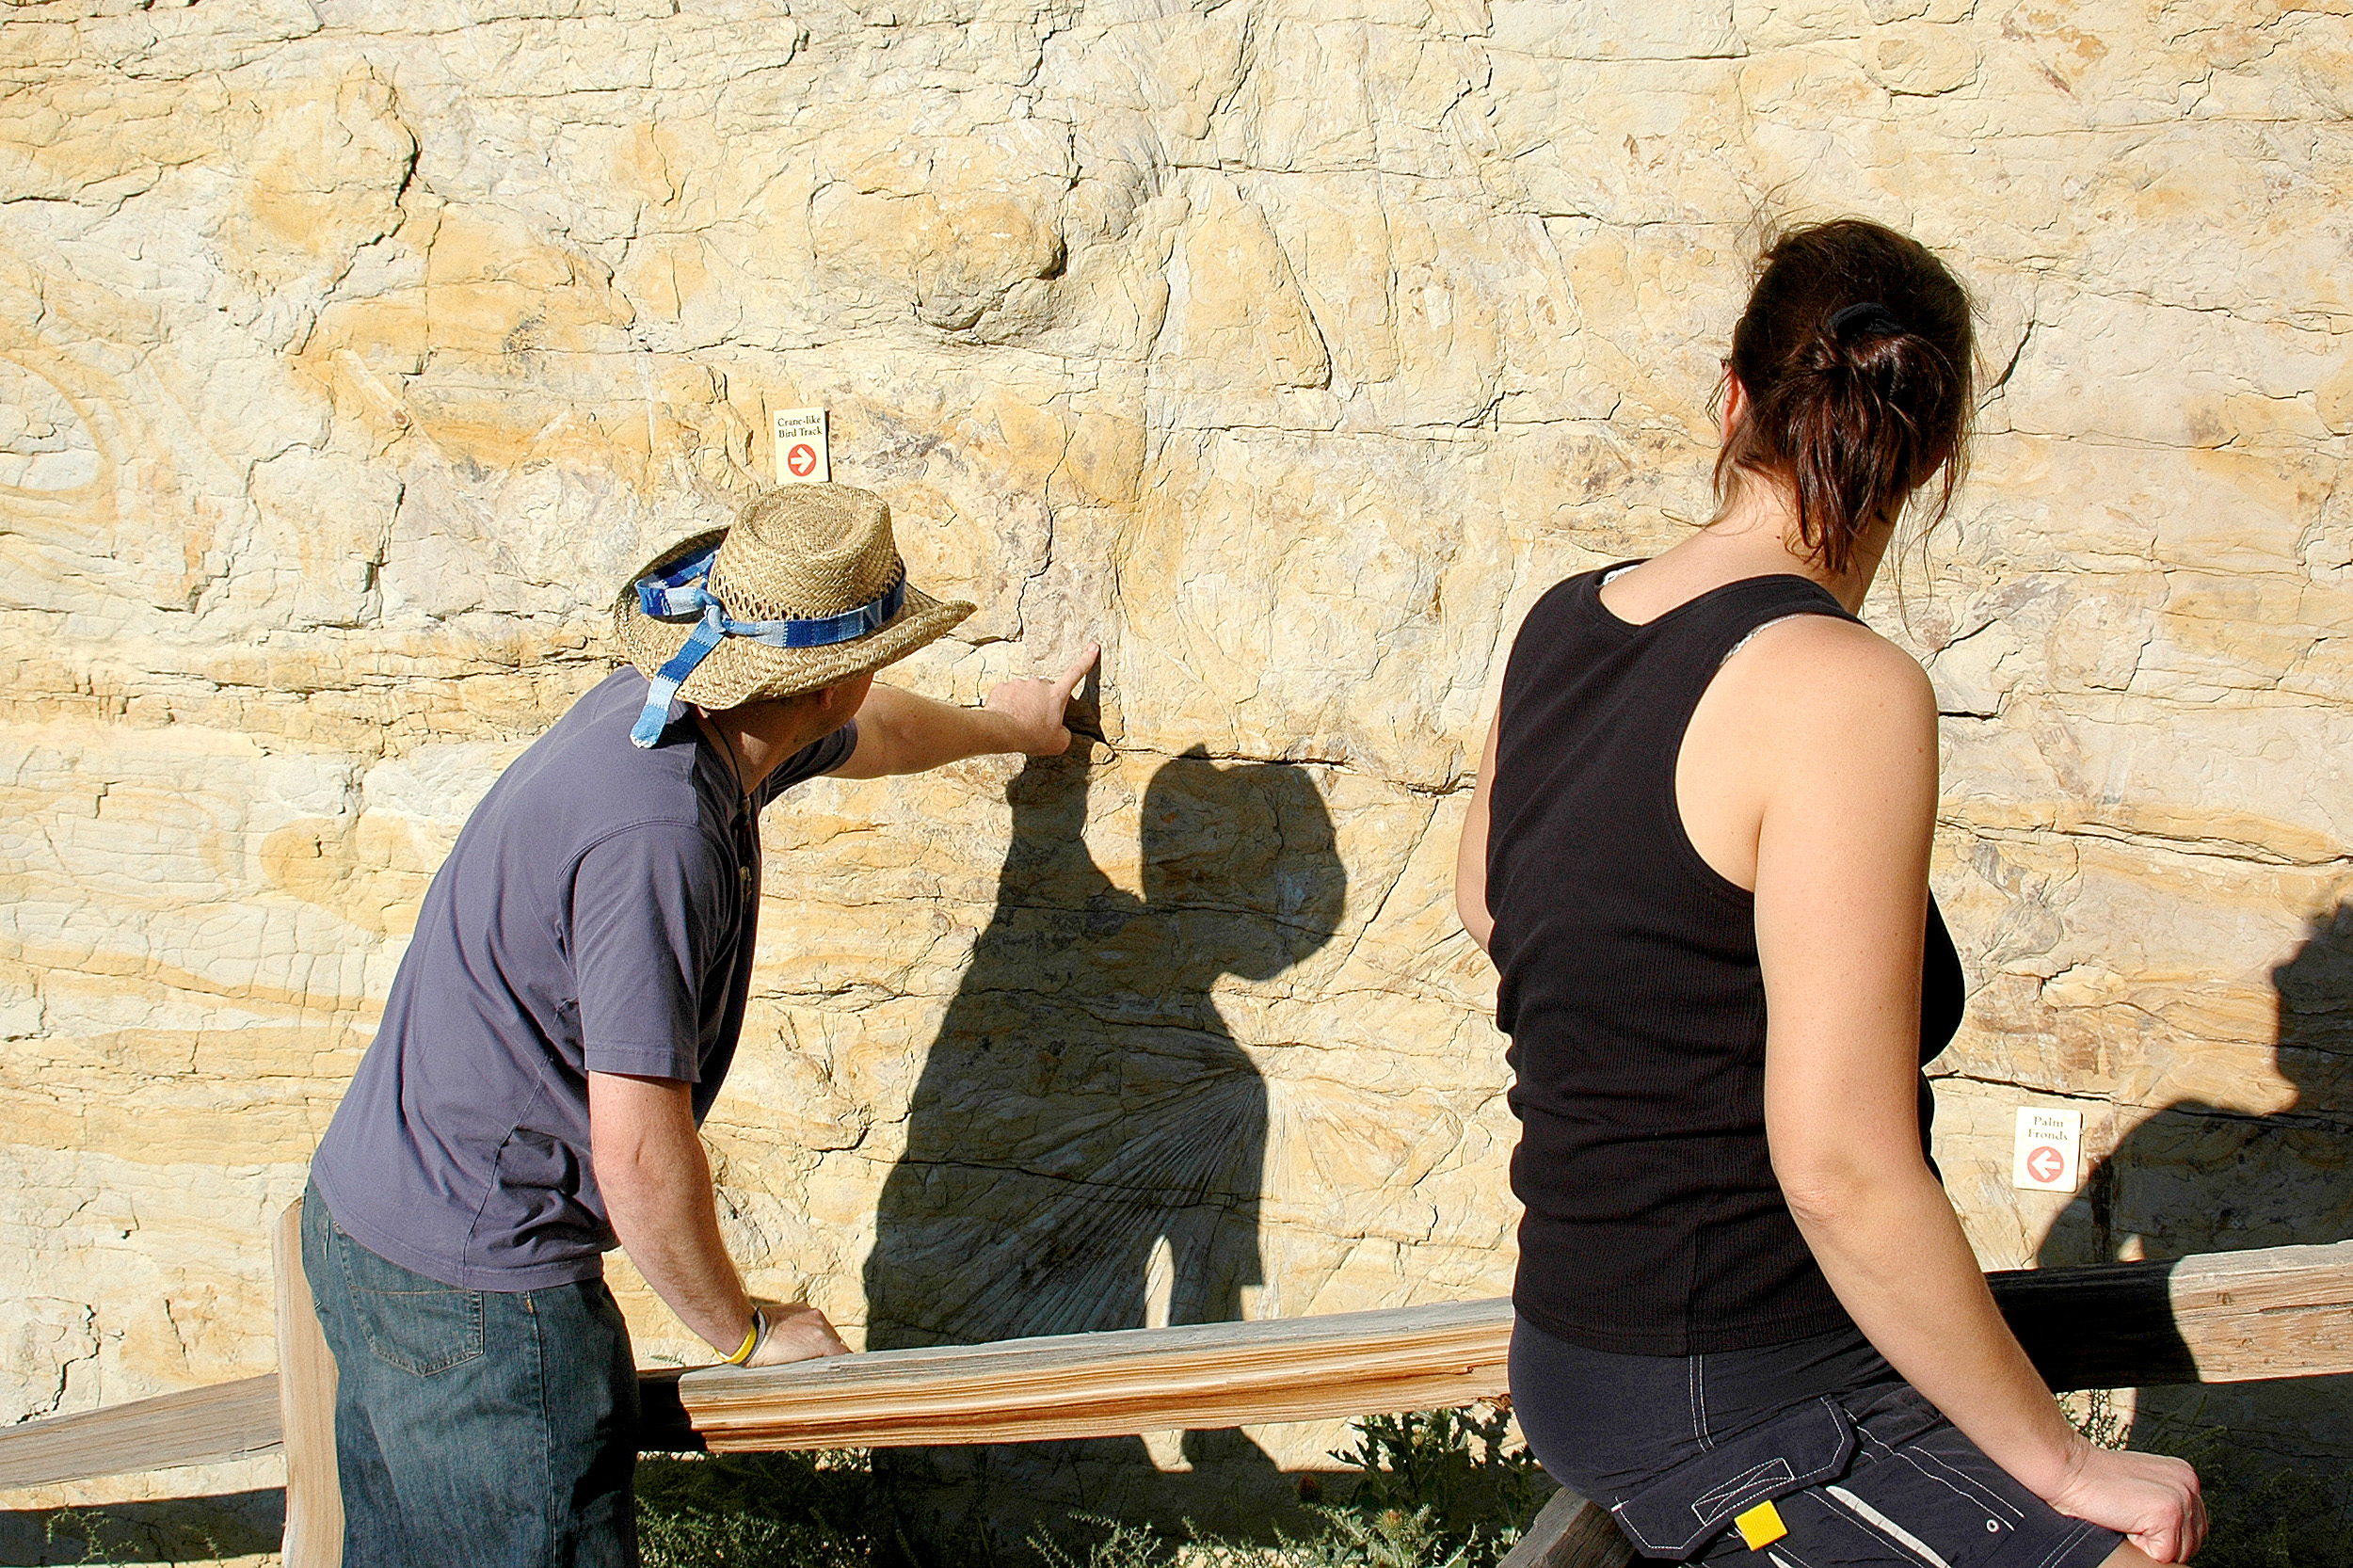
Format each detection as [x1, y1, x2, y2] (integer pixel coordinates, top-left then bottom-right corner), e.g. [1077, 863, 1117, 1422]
[1722, 613, 1937, 753]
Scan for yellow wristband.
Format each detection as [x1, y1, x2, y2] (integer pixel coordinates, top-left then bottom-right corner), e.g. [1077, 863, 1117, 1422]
[724, 1306, 763, 1366]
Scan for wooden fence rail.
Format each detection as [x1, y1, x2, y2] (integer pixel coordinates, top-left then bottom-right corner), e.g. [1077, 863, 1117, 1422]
[681, 1298, 1513, 1452]
[0, 1376, 281, 1493]
[1993, 1240, 2353, 1392]
[668, 1240, 2353, 1450]
[2, 1224, 2345, 1568]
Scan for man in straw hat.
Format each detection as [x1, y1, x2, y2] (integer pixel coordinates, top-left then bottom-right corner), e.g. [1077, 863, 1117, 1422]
[302, 483, 1098, 1565]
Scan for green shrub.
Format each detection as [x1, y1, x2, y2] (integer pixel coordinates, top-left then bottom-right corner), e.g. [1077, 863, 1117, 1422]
[2140, 1413, 2353, 1568]
[1322, 1405, 1552, 1566]
[636, 1448, 874, 1568]
[1028, 1402, 1550, 1568]
[1030, 1506, 1476, 1568]
[15, 1502, 254, 1565]
[2064, 1390, 2353, 1567]
[2187, 1463, 2353, 1568]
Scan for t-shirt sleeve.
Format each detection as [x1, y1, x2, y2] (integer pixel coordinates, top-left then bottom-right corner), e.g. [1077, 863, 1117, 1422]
[570, 821, 730, 1082]
[755, 720, 858, 808]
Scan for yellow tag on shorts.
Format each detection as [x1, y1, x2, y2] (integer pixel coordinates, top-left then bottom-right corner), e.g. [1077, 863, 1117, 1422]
[1734, 1498, 1788, 1549]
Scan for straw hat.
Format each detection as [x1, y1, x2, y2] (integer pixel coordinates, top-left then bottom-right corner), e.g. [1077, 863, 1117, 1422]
[613, 484, 974, 712]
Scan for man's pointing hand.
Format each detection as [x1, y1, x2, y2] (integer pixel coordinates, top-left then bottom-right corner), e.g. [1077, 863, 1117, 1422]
[984, 642, 1103, 756]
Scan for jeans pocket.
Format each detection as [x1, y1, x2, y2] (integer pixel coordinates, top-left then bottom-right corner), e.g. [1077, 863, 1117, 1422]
[335, 1230, 487, 1377]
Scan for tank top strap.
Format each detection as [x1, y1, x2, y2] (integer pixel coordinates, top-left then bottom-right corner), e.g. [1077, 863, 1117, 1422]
[1589, 567, 1856, 743]
[1606, 568, 1859, 669]
[1564, 569, 1861, 868]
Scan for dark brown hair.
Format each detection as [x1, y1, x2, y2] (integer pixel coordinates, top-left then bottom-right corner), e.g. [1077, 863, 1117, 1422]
[1715, 218, 1975, 575]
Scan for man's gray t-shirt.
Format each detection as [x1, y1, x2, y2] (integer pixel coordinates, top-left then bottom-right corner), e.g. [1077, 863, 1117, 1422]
[312, 668, 856, 1290]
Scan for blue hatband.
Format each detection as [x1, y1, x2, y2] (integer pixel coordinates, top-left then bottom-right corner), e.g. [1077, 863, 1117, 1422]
[628, 544, 906, 747]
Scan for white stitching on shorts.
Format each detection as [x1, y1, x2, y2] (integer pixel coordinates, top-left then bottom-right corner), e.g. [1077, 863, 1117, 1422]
[2036, 1522, 2095, 1568]
[1903, 1439, 2025, 1522]
[1689, 1355, 1714, 1448]
[1699, 1355, 1715, 1448]
[1855, 1420, 2027, 1526]
[1692, 1457, 1796, 1521]
[1826, 1484, 1953, 1568]
[1606, 1500, 1673, 1552]
[1861, 1427, 1974, 1510]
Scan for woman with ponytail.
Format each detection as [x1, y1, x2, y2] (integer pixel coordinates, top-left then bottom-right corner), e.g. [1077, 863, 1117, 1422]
[1454, 220, 2204, 1565]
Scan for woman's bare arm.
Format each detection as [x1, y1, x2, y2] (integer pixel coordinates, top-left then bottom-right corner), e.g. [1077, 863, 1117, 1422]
[1746, 618, 2201, 1562]
[1454, 708, 1503, 952]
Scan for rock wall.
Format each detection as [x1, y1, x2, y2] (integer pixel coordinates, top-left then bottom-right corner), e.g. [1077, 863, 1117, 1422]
[4, 0, 2349, 1526]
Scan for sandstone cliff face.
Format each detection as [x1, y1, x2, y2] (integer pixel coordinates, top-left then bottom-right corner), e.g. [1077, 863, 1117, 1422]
[3, 0, 2348, 1514]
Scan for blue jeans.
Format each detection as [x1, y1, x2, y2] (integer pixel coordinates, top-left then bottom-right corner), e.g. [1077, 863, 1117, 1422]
[301, 1181, 641, 1568]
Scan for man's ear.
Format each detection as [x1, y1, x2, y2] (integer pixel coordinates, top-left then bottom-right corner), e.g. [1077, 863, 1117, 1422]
[819, 670, 876, 717]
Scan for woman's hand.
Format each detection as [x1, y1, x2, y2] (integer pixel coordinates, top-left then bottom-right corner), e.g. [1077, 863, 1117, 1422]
[744, 1299, 852, 1367]
[2045, 1441, 2205, 1562]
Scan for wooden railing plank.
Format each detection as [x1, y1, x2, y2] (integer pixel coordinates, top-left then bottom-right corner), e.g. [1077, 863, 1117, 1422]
[1989, 1239, 2353, 1392]
[1497, 1490, 1634, 1568]
[1991, 1258, 2195, 1390]
[0, 1374, 281, 1492]
[2163, 1240, 2353, 1382]
[680, 1299, 1513, 1451]
[679, 1241, 2353, 1451]
[4, 1241, 2345, 1492]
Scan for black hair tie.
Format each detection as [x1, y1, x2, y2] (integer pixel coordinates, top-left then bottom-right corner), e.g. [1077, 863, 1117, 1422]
[1828, 301, 1903, 338]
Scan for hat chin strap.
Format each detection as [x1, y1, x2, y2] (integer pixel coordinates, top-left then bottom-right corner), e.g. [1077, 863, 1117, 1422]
[629, 545, 908, 748]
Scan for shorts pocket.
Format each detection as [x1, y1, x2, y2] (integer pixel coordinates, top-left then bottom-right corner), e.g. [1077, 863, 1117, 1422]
[1611, 1396, 1856, 1560]
[1822, 1410, 2036, 1568]
[334, 1227, 486, 1377]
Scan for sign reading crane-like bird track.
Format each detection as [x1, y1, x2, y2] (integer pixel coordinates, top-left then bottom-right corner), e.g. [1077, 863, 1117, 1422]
[773, 408, 829, 486]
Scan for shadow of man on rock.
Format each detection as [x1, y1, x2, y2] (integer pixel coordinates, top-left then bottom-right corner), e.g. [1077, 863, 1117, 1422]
[864, 744, 1346, 1563]
[2035, 901, 2353, 1487]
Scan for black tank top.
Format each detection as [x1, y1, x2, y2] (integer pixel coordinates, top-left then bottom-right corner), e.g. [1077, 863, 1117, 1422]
[1487, 566, 1964, 1355]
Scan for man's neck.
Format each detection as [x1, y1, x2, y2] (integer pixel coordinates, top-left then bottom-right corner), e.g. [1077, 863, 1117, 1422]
[694, 691, 846, 800]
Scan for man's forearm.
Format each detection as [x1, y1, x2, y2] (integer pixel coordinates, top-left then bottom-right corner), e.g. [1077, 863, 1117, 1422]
[607, 1163, 754, 1356]
[836, 683, 1027, 778]
[588, 1073, 754, 1355]
[833, 646, 1097, 779]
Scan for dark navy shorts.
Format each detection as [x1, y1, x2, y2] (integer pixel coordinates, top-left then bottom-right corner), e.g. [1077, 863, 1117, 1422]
[1510, 1313, 2122, 1567]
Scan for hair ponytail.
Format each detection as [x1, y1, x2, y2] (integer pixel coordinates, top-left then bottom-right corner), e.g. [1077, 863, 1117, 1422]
[1715, 221, 1975, 574]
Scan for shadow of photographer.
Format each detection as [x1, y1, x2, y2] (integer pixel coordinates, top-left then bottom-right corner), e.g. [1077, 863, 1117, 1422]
[2033, 901, 2353, 1479]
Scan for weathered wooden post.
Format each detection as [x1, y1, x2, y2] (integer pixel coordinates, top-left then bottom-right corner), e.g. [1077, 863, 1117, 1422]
[1496, 1489, 1635, 1568]
[273, 1200, 342, 1568]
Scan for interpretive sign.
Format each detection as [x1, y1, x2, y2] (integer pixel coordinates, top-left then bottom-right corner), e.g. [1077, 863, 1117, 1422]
[2012, 1106, 2083, 1192]
[773, 408, 830, 485]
